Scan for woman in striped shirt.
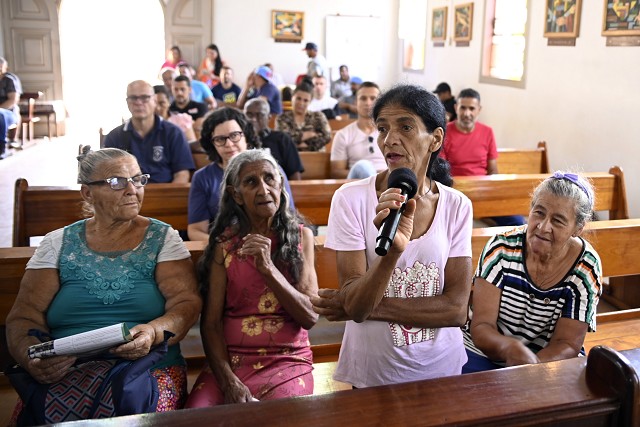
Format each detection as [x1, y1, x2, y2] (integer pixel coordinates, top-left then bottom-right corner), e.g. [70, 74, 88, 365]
[462, 171, 602, 373]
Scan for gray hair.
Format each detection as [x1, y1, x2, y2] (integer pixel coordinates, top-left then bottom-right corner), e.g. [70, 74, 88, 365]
[77, 146, 138, 216]
[244, 97, 270, 115]
[0, 57, 7, 67]
[531, 171, 595, 228]
[224, 149, 283, 195]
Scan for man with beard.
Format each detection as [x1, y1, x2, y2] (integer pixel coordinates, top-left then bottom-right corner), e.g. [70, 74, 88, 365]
[441, 88, 524, 226]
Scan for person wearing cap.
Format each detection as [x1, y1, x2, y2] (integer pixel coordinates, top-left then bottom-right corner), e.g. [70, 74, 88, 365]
[303, 42, 328, 78]
[433, 82, 456, 122]
[336, 76, 364, 119]
[331, 65, 352, 99]
[330, 82, 386, 179]
[237, 65, 282, 115]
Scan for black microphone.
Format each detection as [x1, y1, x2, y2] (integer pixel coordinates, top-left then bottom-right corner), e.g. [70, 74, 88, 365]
[375, 168, 418, 256]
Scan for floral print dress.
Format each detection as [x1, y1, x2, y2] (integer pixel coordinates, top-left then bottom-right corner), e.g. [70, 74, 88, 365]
[185, 231, 314, 407]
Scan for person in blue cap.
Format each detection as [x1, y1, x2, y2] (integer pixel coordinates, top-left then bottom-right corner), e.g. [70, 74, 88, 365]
[237, 65, 282, 116]
[337, 76, 364, 119]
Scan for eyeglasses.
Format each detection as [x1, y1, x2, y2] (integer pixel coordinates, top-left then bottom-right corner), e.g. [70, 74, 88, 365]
[87, 174, 150, 190]
[368, 136, 375, 154]
[212, 131, 244, 147]
[126, 95, 153, 103]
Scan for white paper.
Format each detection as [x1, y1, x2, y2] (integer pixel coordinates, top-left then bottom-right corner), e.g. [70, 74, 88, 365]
[28, 323, 133, 359]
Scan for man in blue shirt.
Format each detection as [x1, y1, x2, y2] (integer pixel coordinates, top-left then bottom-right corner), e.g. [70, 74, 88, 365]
[103, 80, 194, 183]
[237, 65, 282, 115]
[211, 66, 242, 106]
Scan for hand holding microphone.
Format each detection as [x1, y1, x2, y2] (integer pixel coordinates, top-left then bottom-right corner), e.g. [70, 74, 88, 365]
[375, 168, 418, 256]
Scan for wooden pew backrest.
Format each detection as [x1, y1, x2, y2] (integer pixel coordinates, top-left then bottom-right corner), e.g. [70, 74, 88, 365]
[496, 141, 550, 174]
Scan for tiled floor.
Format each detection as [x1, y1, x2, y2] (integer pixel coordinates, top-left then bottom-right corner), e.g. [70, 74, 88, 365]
[1, 128, 81, 248]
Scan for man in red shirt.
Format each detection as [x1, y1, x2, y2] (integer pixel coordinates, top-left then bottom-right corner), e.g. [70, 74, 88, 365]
[441, 88, 524, 226]
[440, 88, 498, 176]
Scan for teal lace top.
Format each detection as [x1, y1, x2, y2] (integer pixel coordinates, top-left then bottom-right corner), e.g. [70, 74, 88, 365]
[46, 219, 184, 368]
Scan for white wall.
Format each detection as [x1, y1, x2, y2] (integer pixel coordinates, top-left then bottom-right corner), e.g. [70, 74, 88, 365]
[211, 0, 399, 89]
[402, 0, 640, 218]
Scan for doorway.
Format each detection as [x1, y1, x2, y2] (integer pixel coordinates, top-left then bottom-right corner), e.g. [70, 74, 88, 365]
[59, 0, 165, 140]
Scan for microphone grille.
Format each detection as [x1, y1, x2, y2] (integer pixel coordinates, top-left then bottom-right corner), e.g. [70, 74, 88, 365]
[388, 168, 418, 199]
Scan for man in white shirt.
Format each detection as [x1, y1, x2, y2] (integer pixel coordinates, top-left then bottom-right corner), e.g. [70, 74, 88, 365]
[303, 42, 328, 78]
[330, 82, 385, 179]
[308, 75, 338, 113]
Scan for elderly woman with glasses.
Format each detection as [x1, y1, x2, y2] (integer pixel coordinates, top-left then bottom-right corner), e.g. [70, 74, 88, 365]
[462, 171, 602, 373]
[6, 147, 202, 422]
[187, 107, 294, 241]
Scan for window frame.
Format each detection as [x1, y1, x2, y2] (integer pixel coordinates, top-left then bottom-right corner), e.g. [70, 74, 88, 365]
[479, 0, 531, 89]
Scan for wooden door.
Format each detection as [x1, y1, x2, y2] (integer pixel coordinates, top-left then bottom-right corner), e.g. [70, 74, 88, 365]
[0, 0, 62, 100]
[161, 0, 214, 68]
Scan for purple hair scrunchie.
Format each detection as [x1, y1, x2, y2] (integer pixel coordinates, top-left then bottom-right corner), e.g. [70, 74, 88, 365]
[549, 171, 593, 207]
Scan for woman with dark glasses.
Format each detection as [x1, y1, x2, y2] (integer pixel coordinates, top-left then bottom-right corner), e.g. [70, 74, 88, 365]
[6, 146, 202, 422]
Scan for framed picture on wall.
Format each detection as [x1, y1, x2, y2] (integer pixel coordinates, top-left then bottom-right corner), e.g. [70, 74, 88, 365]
[602, 0, 640, 36]
[454, 3, 473, 42]
[432, 7, 448, 41]
[544, 0, 582, 38]
[271, 10, 304, 42]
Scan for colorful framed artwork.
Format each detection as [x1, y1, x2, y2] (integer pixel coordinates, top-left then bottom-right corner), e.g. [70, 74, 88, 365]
[432, 7, 448, 41]
[271, 10, 304, 42]
[454, 3, 474, 42]
[602, 0, 640, 36]
[544, 0, 582, 38]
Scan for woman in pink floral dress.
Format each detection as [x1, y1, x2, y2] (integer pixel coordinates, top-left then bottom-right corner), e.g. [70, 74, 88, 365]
[185, 149, 318, 407]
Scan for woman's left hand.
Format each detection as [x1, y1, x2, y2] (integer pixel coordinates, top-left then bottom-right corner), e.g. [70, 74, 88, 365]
[239, 234, 274, 274]
[311, 289, 350, 321]
[110, 324, 156, 360]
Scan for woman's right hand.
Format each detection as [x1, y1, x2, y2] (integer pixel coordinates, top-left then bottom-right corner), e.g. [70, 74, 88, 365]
[504, 341, 540, 367]
[223, 376, 254, 403]
[26, 355, 77, 384]
[373, 187, 417, 254]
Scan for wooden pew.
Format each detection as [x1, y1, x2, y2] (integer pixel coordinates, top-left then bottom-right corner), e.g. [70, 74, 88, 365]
[25, 346, 640, 426]
[299, 151, 331, 180]
[497, 141, 550, 174]
[12, 168, 628, 245]
[298, 141, 550, 180]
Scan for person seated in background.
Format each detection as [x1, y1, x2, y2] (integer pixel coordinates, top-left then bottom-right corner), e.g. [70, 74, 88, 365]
[440, 88, 525, 226]
[331, 65, 352, 99]
[103, 80, 194, 183]
[154, 85, 197, 145]
[245, 98, 304, 180]
[237, 65, 282, 116]
[176, 62, 216, 110]
[308, 75, 338, 116]
[169, 75, 208, 140]
[160, 67, 178, 103]
[310, 84, 472, 388]
[0, 56, 20, 151]
[187, 107, 294, 241]
[160, 45, 182, 70]
[463, 172, 602, 373]
[275, 81, 331, 152]
[264, 63, 284, 88]
[330, 82, 385, 179]
[185, 149, 318, 407]
[336, 76, 363, 119]
[433, 82, 457, 122]
[211, 66, 242, 106]
[197, 43, 224, 88]
[6, 147, 201, 423]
